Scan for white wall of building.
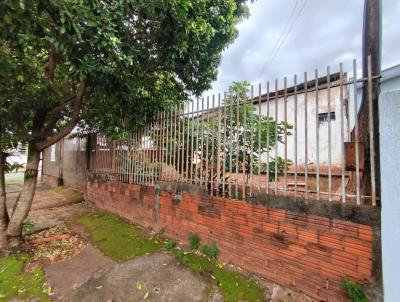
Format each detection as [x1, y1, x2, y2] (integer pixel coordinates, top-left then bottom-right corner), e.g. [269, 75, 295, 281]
[379, 66, 400, 301]
[259, 84, 349, 168]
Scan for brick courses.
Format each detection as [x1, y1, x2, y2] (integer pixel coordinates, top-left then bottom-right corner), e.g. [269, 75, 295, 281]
[86, 178, 375, 302]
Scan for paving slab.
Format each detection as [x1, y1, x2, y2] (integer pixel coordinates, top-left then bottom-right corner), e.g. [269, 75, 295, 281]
[62, 252, 209, 302]
[46, 244, 114, 299]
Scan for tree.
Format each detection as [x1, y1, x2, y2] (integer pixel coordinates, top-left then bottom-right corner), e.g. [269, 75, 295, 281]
[0, 0, 250, 247]
[167, 81, 292, 197]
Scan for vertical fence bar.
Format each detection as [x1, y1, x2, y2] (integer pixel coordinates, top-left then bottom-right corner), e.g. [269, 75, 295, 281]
[266, 81, 270, 194]
[200, 98, 205, 186]
[294, 75, 298, 196]
[177, 105, 182, 181]
[250, 85, 254, 196]
[228, 93, 234, 198]
[367, 55, 377, 206]
[353, 59, 361, 205]
[283, 77, 288, 195]
[258, 83, 262, 192]
[173, 105, 178, 181]
[189, 101, 195, 184]
[235, 94, 240, 198]
[167, 109, 172, 180]
[193, 99, 199, 184]
[216, 94, 222, 197]
[185, 103, 190, 182]
[223, 93, 228, 197]
[205, 96, 210, 190]
[211, 95, 216, 195]
[304, 72, 309, 199]
[339, 64, 346, 203]
[327, 66, 332, 202]
[274, 79, 278, 194]
[314, 70, 320, 200]
[242, 91, 247, 200]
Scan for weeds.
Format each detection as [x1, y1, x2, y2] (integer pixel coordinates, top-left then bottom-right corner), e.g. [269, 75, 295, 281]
[188, 232, 200, 250]
[341, 278, 369, 302]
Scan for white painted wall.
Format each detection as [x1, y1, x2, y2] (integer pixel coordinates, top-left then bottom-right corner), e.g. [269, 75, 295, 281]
[380, 90, 400, 302]
[259, 84, 349, 168]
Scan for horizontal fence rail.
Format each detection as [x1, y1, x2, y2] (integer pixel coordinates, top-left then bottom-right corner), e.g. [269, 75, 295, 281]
[89, 58, 379, 206]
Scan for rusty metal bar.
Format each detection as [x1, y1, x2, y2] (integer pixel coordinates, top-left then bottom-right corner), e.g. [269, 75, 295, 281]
[228, 93, 234, 198]
[294, 75, 298, 196]
[235, 94, 240, 198]
[339, 64, 346, 203]
[177, 105, 182, 181]
[189, 100, 195, 184]
[266, 81, 270, 194]
[304, 72, 309, 199]
[200, 98, 205, 186]
[314, 70, 320, 200]
[216, 93, 222, 196]
[257, 83, 262, 192]
[193, 98, 200, 184]
[242, 90, 247, 200]
[367, 55, 377, 206]
[205, 96, 210, 190]
[249, 85, 254, 196]
[210, 95, 216, 195]
[274, 79, 278, 194]
[353, 59, 361, 205]
[283, 77, 288, 195]
[223, 93, 228, 197]
[327, 66, 332, 202]
[185, 103, 191, 182]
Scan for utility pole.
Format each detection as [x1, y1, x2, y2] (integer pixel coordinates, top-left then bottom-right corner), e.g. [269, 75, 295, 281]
[361, 0, 381, 205]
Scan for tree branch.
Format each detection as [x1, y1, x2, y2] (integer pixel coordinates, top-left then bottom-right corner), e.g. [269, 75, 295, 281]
[44, 44, 58, 86]
[36, 79, 86, 150]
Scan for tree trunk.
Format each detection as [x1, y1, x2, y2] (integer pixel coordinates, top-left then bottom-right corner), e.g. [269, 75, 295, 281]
[6, 143, 40, 247]
[0, 152, 9, 248]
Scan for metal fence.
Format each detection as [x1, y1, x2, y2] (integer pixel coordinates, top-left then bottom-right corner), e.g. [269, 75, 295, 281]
[89, 58, 379, 206]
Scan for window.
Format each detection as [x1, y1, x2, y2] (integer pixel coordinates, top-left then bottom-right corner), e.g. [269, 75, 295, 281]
[50, 145, 56, 162]
[318, 112, 336, 124]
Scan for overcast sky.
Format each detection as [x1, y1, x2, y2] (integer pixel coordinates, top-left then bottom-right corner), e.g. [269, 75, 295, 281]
[205, 0, 399, 96]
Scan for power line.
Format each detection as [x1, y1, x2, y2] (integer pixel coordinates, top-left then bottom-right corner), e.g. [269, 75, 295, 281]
[259, 0, 308, 77]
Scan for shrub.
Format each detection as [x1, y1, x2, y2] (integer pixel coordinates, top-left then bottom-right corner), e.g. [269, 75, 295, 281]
[188, 233, 200, 250]
[341, 278, 369, 302]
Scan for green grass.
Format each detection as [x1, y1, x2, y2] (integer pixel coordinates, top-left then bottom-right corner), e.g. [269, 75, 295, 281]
[172, 250, 264, 302]
[77, 212, 264, 301]
[0, 253, 51, 302]
[76, 212, 162, 261]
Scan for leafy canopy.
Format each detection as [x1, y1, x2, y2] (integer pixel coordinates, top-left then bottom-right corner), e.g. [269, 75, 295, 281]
[0, 0, 250, 149]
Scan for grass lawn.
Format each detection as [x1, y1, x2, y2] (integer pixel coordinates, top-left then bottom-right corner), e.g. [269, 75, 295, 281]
[76, 212, 162, 261]
[76, 212, 265, 302]
[0, 253, 51, 302]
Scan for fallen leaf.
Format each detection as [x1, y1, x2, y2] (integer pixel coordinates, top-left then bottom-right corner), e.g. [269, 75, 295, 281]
[144, 291, 149, 299]
[95, 285, 103, 289]
[136, 281, 142, 290]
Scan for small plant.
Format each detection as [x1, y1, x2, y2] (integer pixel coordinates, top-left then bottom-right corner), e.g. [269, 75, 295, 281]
[188, 232, 200, 250]
[22, 219, 35, 235]
[164, 239, 176, 250]
[200, 244, 219, 259]
[341, 278, 369, 302]
[175, 248, 189, 264]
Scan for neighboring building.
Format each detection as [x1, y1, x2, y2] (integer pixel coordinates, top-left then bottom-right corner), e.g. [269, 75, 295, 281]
[378, 64, 400, 302]
[42, 135, 88, 191]
[256, 72, 349, 172]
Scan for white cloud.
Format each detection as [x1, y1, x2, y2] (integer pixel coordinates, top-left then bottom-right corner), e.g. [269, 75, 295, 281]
[204, 0, 399, 96]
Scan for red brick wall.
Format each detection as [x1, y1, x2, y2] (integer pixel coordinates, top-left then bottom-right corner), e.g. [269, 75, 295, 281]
[86, 179, 374, 302]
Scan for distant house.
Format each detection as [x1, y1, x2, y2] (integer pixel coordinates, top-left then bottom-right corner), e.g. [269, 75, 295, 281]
[253, 72, 349, 173]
